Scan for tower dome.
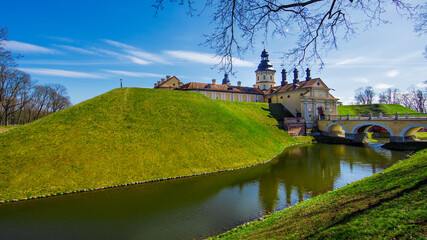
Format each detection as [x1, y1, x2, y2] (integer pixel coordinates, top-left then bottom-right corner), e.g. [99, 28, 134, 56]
[255, 49, 276, 91]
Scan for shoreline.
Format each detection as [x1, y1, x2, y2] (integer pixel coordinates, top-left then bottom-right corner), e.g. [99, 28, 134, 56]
[0, 141, 311, 204]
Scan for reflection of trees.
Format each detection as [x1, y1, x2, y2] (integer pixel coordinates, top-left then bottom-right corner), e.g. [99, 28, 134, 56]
[256, 144, 404, 214]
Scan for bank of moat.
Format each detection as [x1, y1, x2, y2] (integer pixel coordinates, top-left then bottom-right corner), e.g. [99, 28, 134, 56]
[154, 49, 339, 129]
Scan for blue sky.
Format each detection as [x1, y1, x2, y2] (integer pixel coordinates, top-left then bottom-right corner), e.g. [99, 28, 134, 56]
[1, 1, 426, 105]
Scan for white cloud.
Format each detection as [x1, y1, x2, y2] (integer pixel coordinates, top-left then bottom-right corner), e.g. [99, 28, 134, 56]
[3, 40, 57, 54]
[386, 70, 399, 78]
[104, 70, 163, 78]
[165, 50, 254, 67]
[416, 81, 427, 88]
[125, 49, 169, 64]
[56, 45, 99, 55]
[374, 83, 394, 89]
[20, 68, 102, 79]
[103, 39, 136, 50]
[125, 56, 151, 65]
[353, 77, 370, 83]
[335, 57, 365, 66]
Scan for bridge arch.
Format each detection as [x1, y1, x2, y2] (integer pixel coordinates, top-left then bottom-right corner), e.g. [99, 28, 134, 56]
[325, 123, 348, 134]
[351, 122, 394, 136]
[400, 124, 427, 137]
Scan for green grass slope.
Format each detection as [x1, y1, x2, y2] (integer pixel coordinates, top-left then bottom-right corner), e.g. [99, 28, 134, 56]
[338, 104, 420, 115]
[210, 149, 427, 240]
[0, 88, 296, 201]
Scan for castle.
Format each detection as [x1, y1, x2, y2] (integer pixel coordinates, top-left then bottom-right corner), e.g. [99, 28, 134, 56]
[154, 49, 339, 129]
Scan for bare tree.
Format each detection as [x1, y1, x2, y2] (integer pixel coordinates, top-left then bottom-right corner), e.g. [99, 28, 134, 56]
[153, 0, 421, 71]
[378, 88, 400, 104]
[355, 86, 375, 105]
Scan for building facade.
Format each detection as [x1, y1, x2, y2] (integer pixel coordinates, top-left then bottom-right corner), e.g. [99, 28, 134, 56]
[153, 49, 339, 127]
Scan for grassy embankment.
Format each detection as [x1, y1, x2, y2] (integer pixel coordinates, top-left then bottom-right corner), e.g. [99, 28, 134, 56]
[210, 149, 427, 239]
[0, 125, 17, 134]
[0, 88, 300, 201]
[337, 104, 420, 115]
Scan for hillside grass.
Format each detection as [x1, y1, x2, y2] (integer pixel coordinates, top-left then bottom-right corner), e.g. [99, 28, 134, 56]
[210, 149, 427, 240]
[0, 125, 17, 134]
[338, 104, 420, 115]
[0, 88, 297, 201]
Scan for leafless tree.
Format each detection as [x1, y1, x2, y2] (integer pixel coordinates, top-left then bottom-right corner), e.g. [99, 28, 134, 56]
[355, 86, 375, 105]
[378, 88, 400, 104]
[153, 0, 421, 72]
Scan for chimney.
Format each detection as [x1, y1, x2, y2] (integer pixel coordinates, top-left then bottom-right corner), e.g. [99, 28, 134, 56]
[253, 84, 257, 88]
[237, 81, 242, 87]
[212, 79, 216, 85]
[154, 83, 158, 87]
[281, 68, 288, 86]
[161, 78, 165, 83]
[306, 68, 311, 81]
[157, 81, 161, 85]
[293, 68, 299, 84]
[166, 75, 171, 79]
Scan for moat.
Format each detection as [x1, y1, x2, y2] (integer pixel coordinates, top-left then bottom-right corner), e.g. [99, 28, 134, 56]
[0, 143, 407, 240]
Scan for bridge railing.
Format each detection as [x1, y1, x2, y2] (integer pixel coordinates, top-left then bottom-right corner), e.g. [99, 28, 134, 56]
[322, 112, 427, 121]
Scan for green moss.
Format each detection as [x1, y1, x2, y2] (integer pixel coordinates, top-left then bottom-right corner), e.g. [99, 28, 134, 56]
[210, 149, 427, 240]
[0, 88, 296, 201]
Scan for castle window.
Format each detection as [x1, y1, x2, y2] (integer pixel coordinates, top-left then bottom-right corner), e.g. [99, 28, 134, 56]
[263, 75, 266, 80]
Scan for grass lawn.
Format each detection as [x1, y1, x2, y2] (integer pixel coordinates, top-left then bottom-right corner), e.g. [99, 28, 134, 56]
[417, 132, 427, 140]
[209, 149, 427, 239]
[0, 88, 298, 201]
[338, 104, 420, 115]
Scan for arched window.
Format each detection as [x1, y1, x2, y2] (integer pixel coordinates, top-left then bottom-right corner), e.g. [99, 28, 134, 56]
[263, 85, 266, 89]
[270, 76, 272, 80]
[263, 75, 265, 80]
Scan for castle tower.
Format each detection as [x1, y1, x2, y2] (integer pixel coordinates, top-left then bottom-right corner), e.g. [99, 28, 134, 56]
[255, 49, 276, 91]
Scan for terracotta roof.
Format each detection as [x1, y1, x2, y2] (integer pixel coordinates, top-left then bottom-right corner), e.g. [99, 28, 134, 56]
[265, 78, 330, 94]
[180, 82, 264, 94]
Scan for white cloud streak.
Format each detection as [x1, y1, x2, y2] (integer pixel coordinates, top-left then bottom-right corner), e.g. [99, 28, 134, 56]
[164, 50, 254, 67]
[20, 68, 103, 79]
[104, 70, 163, 78]
[386, 70, 399, 78]
[56, 45, 99, 55]
[374, 83, 394, 89]
[3, 40, 57, 54]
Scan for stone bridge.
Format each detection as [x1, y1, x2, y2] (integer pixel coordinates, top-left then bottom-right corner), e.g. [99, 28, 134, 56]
[317, 113, 427, 143]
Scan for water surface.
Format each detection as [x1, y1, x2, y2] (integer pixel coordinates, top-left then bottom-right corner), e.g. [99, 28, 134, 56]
[0, 143, 406, 240]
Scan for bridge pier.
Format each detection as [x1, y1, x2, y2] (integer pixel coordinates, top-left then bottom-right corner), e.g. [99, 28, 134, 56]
[345, 133, 369, 144]
[389, 136, 406, 142]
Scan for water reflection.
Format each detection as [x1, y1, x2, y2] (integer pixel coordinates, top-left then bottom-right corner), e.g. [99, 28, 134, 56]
[0, 144, 406, 240]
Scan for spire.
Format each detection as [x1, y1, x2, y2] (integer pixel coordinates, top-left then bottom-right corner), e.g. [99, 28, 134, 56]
[281, 68, 287, 86]
[306, 68, 312, 81]
[293, 68, 299, 84]
[257, 49, 274, 71]
[222, 73, 230, 85]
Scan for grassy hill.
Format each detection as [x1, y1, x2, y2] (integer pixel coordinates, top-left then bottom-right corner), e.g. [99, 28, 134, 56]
[0, 88, 297, 201]
[338, 104, 419, 115]
[210, 149, 427, 240]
